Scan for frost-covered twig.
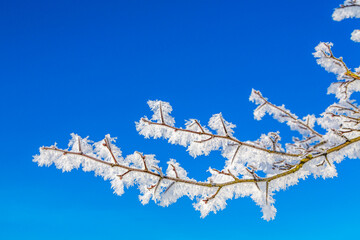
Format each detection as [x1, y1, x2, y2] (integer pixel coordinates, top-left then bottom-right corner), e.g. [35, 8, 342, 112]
[139, 118, 298, 157]
[249, 89, 322, 138]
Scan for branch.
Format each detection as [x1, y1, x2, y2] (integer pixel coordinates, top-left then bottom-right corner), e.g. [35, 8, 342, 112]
[135, 151, 148, 171]
[170, 164, 179, 178]
[41, 134, 360, 188]
[321, 43, 360, 80]
[141, 118, 299, 157]
[159, 102, 165, 124]
[78, 136, 82, 154]
[203, 187, 222, 204]
[118, 170, 131, 179]
[212, 168, 239, 181]
[103, 137, 119, 165]
[252, 90, 323, 138]
[230, 145, 241, 164]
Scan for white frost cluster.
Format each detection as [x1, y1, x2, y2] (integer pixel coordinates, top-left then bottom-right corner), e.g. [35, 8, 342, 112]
[35, 82, 360, 220]
[313, 42, 347, 77]
[313, 42, 360, 101]
[34, 3, 360, 221]
[333, 0, 360, 42]
[351, 29, 360, 42]
[250, 89, 319, 138]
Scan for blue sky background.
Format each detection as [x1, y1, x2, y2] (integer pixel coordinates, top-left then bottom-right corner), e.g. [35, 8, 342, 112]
[1, 0, 360, 239]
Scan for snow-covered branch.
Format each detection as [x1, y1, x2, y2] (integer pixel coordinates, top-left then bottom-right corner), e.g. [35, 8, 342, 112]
[333, 0, 360, 42]
[33, 2, 360, 221]
[249, 89, 322, 138]
[313, 42, 360, 101]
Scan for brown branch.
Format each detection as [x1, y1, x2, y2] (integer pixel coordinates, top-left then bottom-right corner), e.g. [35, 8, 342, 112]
[152, 166, 164, 178]
[346, 101, 360, 112]
[330, 105, 359, 114]
[269, 133, 279, 151]
[203, 187, 222, 204]
[78, 137, 82, 154]
[103, 137, 119, 165]
[341, 127, 360, 132]
[338, 2, 360, 10]
[227, 170, 238, 181]
[194, 136, 214, 143]
[147, 182, 157, 190]
[266, 181, 269, 204]
[322, 44, 350, 72]
[153, 178, 162, 194]
[246, 168, 260, 191]
[212, 168, 239, 181]
[170, 164, 179, 178]
[41, 147, 213, 188]
[325, 112, 360, 122]
[118, 170, 131, 179]
[342, 79, 357, 99]
[253, 91, 323, 138]
[219, 114, 229, 136]
[187, 120, 206, 134]
[297, 136, 316, 144]
[141, 118, 299, 157]
[194, 120, 205, 133]
[231, 145, 241, 164]
[331, 129, 350, 141]
[159, 102, 165, 124]
[135, 151, 148, 171]
[322, 43, 360, 83]
[324, 154, 332, 167]
[41, 134, 360, 189]
[163, 182, 175, 194]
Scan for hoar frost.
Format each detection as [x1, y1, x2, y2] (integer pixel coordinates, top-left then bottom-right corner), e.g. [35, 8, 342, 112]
[34, 1, 360, 221]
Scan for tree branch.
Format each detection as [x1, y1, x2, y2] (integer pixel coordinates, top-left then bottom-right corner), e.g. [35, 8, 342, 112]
[252, 90, 323, 138]
[103, 137, 119, 165]
[141, 118, 299, 157]
[41, 135, 360, 189]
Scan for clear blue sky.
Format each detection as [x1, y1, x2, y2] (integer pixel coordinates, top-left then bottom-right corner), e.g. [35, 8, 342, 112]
[1, 0, 360, 239]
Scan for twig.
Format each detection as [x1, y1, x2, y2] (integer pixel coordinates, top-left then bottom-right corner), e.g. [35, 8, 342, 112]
[252, 91, 323, 138]
[203, 187, 222, 204]
[103, 137, 119, 164]
[78, 137, 82, 154]
[135, 151, 148, 171]
[118, 170, 131, 179]
[231, 145, 241, 164]
[171, 164, 179, 178]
